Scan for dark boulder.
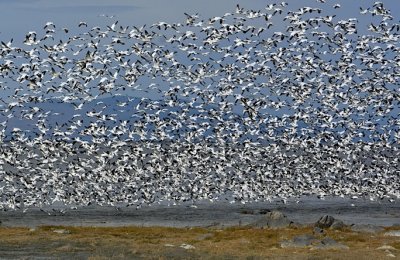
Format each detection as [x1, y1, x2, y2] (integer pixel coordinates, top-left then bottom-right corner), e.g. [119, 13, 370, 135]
[315, 215, 346, 230]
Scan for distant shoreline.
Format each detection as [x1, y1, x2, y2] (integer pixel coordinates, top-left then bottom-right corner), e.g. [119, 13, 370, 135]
[1, 197, 399, 228]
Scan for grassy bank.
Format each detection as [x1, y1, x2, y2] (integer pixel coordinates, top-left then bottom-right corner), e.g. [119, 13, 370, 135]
[0, 225, 399, 259]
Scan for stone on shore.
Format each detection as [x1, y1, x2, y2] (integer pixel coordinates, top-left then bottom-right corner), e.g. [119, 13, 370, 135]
[180, 244, 195, 250]
[280, 235, 349, 250]
[52, 229, 71, 234]
[351, 224, 384, 234]
[280, 234, 318, 248]
[315, 215, 345, 230]
[315, 215, 335, 228]
[377, 245, 397, 251]
[311, 237, 349, 250]
[251, 210, 298, 229]
[384, 230, 400, 237]
[312, 227, 326, 236]
[239, 208, 270, 215]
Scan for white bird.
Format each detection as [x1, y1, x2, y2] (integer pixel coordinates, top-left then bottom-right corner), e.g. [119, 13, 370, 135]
[0, 1, 398, 212]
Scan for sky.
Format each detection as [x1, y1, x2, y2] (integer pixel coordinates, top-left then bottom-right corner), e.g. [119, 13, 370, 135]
[0, 0, 399, 142]
[0, 0, 399, 207]
[0, 0, 399, 42]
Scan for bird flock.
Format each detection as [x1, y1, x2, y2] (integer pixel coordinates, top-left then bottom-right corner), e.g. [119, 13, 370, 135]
[0, 1, 399, 210]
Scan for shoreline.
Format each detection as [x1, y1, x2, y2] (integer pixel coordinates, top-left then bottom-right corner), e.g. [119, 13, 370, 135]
[1, 197, 399, 228]
[1, 198, 399, 259]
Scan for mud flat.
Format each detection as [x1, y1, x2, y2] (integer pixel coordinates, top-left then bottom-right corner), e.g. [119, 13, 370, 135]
[0, 197, 399, 228]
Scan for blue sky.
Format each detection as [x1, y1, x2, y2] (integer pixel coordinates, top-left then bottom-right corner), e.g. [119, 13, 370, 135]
[0, 0, 399, 142]
[0, 0, 398, 41]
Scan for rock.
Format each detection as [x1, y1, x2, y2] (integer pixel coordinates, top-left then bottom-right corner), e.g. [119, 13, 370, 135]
[315, 215, 345, 230]
[164, 244, 175, 247]
[330, 219, 346, 230]
[180, 244, 195, 250]
[315, 215, 335, 229]
[288, 222, 303, 228]
[384, 230, 400, 237]
[313, 227, 326, 236]
[351, 224, 384, 234]
[240, 208, 271, 215]
[267, 210, 285, 220]
[240, 209, 255, 215]
[251, 210, 296, 229]
[258, 209, 270, 215]
[205, 222, 220, 228]
[377, 245, 397, 251]
[53, 229, 71, 234]
[311, 237, 349, 250]
[386, 253, 396, 258]
[280, 234, 318, 248]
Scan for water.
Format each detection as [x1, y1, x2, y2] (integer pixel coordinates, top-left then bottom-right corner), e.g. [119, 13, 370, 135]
[0, 197, 399, 228]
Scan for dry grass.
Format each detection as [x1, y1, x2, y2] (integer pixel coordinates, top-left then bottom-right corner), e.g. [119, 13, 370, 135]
[0, 225, 399, 259]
